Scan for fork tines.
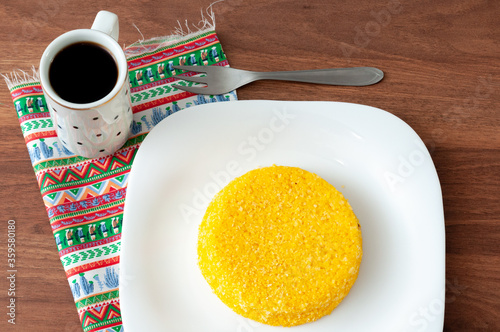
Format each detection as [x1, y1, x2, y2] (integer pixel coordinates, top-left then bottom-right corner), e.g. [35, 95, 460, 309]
[173, 65, 209, 73]
[172, 65, 210, 93]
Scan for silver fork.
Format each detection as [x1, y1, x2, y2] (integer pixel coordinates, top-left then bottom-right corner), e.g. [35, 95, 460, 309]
[172, 65, 383, 95]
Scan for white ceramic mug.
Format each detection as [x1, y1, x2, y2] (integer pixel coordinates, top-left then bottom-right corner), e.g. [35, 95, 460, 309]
[39, 11, 132, 159]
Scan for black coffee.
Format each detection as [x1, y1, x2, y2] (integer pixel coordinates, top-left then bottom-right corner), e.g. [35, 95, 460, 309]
[49, 42, 118, 104]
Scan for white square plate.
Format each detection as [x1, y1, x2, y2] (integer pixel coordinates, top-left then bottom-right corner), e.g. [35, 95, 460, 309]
[121, 100, 445, 332]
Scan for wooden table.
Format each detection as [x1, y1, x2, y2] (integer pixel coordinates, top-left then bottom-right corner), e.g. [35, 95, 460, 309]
[0, 0, 498, 331]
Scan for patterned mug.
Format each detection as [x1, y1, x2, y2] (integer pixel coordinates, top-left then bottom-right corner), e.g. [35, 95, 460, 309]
[39, 11, 132, 159]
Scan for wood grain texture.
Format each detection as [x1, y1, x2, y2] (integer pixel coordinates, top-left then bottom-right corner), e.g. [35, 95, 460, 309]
[0, 0, 498, 331]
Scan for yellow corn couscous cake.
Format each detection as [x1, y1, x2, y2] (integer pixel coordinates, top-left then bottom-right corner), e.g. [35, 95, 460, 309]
[197, 165, 362, 327]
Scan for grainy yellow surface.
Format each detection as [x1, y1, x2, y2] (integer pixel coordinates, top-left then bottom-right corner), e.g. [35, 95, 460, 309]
[197, 165, 362, 327]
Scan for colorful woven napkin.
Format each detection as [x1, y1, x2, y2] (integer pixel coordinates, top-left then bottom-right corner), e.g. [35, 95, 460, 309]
[4, 21, 236, 332]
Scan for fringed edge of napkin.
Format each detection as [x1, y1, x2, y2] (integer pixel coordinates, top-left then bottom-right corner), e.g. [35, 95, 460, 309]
[124, 3, 218, 58]
[2, 66, 39, 90]
[3, 2, 221, 90]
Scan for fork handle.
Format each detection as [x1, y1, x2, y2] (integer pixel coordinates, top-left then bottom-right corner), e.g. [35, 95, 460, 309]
[251, 67, 383, 86]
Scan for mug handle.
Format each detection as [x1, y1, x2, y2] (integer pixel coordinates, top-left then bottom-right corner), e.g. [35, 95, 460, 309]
[91, 10, 119, 41]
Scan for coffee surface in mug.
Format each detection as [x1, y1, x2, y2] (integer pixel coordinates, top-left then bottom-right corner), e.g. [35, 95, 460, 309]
[49, 42, 118, 104]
